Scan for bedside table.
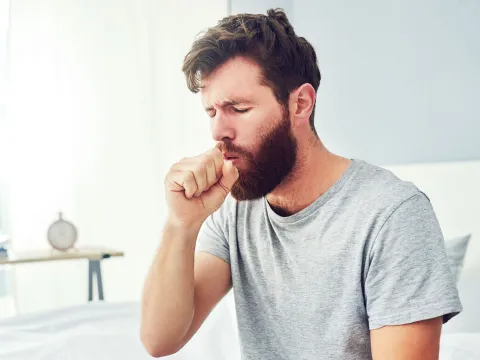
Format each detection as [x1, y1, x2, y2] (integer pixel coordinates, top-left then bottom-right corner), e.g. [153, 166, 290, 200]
[0, 247, 124, 302]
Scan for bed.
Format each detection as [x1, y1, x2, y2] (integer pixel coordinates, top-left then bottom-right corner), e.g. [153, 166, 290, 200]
[0, 300, 241, 360]
[0, 300, 478, 360]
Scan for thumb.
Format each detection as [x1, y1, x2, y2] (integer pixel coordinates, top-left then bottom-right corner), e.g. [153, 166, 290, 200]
[218, 160, 239, 193]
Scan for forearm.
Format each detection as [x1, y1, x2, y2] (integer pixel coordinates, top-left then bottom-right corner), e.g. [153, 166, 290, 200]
[140, 220, 201, 354]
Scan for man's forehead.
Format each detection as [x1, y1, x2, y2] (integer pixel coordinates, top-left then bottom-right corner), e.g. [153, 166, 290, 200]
[200, 72, 263, 94]
[205, 56, 263, 81]
[201, 81, 262, 108]
[201, 57, 265, 95]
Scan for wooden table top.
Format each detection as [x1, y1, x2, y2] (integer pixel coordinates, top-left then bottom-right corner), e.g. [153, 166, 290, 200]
[0, 247, 124, 265]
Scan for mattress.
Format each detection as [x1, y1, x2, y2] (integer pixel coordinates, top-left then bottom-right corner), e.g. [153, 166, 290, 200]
[0, 301, 477, 360]
[0, 301, 240, 360]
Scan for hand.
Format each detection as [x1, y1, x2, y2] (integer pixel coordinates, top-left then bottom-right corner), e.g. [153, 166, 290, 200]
[164, 148, 239, 228]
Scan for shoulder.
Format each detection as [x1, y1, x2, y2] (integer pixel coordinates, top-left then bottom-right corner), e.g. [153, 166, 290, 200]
[351, 161, 443, 248]
[351, 159, 428, 214]
[345, 160, 437, 242]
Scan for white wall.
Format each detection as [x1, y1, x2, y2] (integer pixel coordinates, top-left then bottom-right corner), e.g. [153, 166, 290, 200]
[386, 160, 480, 333]
[293, 0, 480, 165]
[4, 0, 226, 316]
[230, 0, 292, 15]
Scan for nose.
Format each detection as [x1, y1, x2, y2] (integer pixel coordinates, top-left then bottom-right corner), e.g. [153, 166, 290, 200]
[211, 111, 235, 142]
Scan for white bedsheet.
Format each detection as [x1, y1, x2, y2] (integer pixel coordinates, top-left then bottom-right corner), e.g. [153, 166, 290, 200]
[0, 301, 477, 360]
[0, 301, 240, 360]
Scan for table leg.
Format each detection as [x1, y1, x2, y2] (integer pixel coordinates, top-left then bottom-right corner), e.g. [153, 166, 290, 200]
[88, 260, 104, 301]
[94, 260, 104, 301]
[88, 260, 94, 301]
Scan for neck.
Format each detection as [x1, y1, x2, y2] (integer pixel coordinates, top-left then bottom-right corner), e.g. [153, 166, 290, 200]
[266, 137, 351, 217]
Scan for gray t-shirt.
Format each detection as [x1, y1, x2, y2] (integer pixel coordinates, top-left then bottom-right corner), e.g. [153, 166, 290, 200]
[196, 159, 462, 360]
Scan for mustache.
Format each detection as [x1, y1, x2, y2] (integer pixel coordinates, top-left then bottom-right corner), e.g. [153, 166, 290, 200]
[216, 141, 251, 157]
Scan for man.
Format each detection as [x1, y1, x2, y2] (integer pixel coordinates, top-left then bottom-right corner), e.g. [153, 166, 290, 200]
[141, 8, 462, 360]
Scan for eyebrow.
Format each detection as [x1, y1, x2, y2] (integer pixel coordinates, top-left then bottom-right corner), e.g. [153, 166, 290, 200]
[205, 98, 255, 112]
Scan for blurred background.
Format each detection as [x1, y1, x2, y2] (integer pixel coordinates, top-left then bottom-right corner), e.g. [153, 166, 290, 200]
[0, 0, 479, 342]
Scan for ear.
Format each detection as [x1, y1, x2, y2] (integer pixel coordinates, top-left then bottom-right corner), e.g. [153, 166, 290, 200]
[289, 83, 316, 129]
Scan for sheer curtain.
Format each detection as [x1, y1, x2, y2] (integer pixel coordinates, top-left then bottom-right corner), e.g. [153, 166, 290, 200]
[0, 0, 9, 234]
[5, 0, 226, 315]
[0, 0, 13, 317]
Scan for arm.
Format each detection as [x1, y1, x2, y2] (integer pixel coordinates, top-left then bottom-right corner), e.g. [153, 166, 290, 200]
[365, 192, 462, 359]
[140, 148, 238, 357]
[141, 222, 231, 357]
[370, 317, 443, 360]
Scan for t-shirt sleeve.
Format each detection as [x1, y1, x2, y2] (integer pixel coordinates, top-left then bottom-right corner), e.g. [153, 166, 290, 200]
[365, 192, 463, 330]
[195, 206, 231, 265]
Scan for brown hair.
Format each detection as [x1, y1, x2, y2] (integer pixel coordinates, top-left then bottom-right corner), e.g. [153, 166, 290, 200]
[182, 8, 321, 134]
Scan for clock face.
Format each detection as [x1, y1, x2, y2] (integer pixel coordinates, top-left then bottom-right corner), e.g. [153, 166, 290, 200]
[47, 220, 77, 251]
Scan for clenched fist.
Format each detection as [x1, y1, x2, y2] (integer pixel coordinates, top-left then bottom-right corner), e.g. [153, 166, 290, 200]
[164, 148, 239, 227]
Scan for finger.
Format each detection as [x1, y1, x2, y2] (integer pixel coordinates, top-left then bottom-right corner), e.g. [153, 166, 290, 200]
[218, 160, 239, 194]
[205, 158, 217, 190]
[166, 171, 198, 199]
[183, 171, 199, 198]
[164, 171, 185, 192]
[170, 160, 196, 172]
[173, 149, 223, 179]
[211, 148, 224, 180]
[192, 164, 208, 197]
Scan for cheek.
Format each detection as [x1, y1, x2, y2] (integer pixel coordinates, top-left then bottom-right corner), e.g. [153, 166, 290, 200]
[239, 110, 271, 138]
[240, 125, 264, 152]
[233, 121, 260, 148]
[236, 107, 281, 153]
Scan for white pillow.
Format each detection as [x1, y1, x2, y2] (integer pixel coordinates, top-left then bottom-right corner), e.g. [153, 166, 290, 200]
[440, 333, 480, 360]
[444, 234, 471, 283]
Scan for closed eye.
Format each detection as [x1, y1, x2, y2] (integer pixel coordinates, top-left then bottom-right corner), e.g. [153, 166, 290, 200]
[234, 108, 250, 113]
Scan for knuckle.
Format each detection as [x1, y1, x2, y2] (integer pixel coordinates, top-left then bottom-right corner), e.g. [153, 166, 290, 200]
[208, 157, 216, 168]
[201, 153, 212, 165]
[170, 158, 185, 170]
[208, 148, 221, 160]
[184, 171, 194, 182]
[194, 163, 206, 176]
[209, 147, 220, 155]
[165, 169, 175, 180]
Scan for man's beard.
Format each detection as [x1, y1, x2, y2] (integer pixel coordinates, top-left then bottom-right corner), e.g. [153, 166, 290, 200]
[216, 109, 297, 201]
